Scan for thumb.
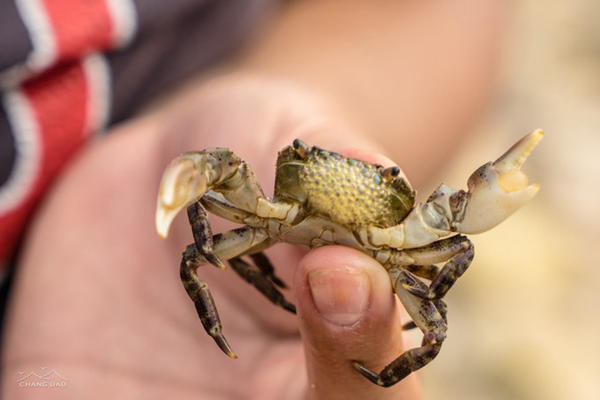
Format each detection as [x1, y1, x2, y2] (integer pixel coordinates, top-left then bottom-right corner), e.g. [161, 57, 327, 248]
[294, 246, 422, 400]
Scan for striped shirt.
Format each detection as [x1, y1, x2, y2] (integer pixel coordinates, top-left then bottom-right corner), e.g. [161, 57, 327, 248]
[0, 0, 274, 275]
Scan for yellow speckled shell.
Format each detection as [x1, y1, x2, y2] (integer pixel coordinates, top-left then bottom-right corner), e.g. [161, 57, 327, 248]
[275, 146, 415, 229]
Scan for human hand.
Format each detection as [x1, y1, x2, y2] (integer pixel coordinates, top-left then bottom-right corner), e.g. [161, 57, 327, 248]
[2, 75, 420, 399]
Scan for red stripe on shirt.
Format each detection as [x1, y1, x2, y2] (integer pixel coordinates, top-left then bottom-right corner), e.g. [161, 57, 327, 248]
[24, 62, 88, 183]
[42, 0, 114, 60]
[0, 61, 89, 261]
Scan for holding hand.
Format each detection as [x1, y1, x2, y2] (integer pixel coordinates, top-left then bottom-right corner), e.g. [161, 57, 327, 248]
[2, 76, 420, 399]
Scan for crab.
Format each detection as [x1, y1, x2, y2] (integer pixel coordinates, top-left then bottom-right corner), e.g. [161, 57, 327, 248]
[155, 129, 543, 387]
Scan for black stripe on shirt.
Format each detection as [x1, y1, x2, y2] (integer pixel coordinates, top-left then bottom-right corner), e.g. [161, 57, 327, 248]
[0, 105, 16, 187]
[0, 1, 34, 74]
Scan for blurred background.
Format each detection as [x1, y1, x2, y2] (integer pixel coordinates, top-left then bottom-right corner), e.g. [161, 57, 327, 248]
[416, 1, 600, 399]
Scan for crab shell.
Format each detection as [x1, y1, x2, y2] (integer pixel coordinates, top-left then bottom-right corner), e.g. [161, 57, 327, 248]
[274, 144, 415, 229]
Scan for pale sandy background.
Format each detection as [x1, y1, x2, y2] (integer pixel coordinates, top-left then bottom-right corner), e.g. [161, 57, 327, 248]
[417, 2, 600, 399]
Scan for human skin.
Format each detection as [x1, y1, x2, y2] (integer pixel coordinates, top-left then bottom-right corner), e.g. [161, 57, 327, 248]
[1, 1, 507, 399]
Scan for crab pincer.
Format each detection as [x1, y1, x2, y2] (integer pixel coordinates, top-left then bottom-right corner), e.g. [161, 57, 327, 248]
[456, 129, 543, 234]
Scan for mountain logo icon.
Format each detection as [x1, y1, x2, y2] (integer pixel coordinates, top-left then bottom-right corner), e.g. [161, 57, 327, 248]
[16, 367, 68, 388]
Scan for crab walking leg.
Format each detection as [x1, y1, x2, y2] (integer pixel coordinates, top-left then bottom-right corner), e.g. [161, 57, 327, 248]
[404, 264, 440, 281]
[401, 321, 418, 331]
[380, 238, 464, 331]
[200, 193, 292, 288]
[202, 193, 291, 288]
[187, 226, 271, 266]
[228, 257, 296, 313]
[188, 202, 227, 269]
[379, 234, 469, 267]
[180, 226, 271, 357]
[433, 299, 448, 323]
[401, 237, 474, 300]
[402, 298, 447, 330]
[185, 218, 294, 315]
[248, 252, 288, 289]
[180, 247, 237, 359]
[427, 243, 473, 300]
[353, 270, 447, 387]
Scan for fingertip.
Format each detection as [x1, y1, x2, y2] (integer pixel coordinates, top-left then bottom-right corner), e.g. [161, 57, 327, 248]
[294, 246, 418, 397]
[295, 246, 396, 330]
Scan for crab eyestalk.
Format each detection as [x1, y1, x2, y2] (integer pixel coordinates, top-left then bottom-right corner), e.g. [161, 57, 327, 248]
[456, 130, 544, 234]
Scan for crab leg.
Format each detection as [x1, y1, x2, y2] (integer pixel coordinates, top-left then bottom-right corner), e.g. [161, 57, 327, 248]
[248, 252, 288, 289]
[180, 224, 300, 356]
[228, 257, 296, 313]
[195, 193, 290, 287]
[353, 270, 447, 387]
[180, 246, 237, 358]
[188, 202, 227, 269]
[401, 320, 418, 330]
[404, 264, 440, 281]
[188, 226, 270, 264]
[402, 297, 448, 331]
[380, 234, 468, 267]
[197, 226, 292, 308]
[424, 242, 473, 299]
[400, 237, 474, 300]
[433, 298, 448, 323]
[180, 226, 268, 358]
[380, 235, 473, 301]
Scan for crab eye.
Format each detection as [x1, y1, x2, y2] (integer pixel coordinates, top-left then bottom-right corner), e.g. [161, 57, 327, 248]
[292, 138, 310, 158]
[381, 166, 400, 182]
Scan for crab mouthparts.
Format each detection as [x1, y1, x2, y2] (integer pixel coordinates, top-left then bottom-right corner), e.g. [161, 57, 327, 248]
[493, 129, 543, 193]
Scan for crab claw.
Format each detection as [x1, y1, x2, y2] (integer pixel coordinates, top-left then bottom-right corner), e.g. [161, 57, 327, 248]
[155, 150, 240, 238]
[156, 155, 203, 238]
[456, 130, 543, 234]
